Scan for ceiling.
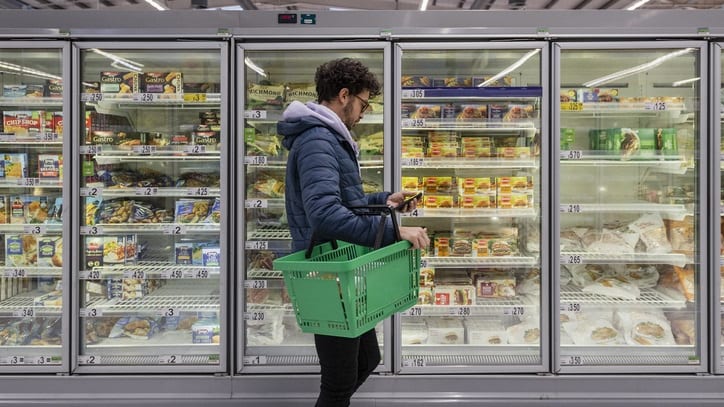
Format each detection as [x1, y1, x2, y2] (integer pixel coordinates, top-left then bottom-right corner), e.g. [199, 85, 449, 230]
[1, 0, 723, 11]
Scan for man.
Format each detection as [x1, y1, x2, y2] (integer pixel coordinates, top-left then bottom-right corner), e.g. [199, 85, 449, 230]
[278, 57, 429, 407]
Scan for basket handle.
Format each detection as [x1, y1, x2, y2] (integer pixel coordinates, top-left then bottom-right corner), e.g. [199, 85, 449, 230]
[304, 204, 401, 259]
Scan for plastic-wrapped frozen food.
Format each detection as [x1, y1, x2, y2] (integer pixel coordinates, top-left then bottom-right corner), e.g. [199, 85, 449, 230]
[581, 228, 637, 253]
[615, 264, 659, 288]
[464, 318, 507, 345]
[506, 319, 540, 344]
[628, 213, 672, 254]
[673, 265, 695, 302]
[560, 228, 584, 251]
[562, 318, 623, 345]
[615, 311, 676, 346]
[582, 276, 641, 300]
[516, 269, 540, 297]
[568, 264, 608, 288]
[426, 317, 464, 344]
[108, 317, 161, 340]
[246, 310, 283, 346]
[401, 318, 428, 345]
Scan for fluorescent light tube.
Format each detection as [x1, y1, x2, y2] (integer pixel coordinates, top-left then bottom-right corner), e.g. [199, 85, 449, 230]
[626, 0, 651, 10]
[244, 57, 267, 78]
[420, 0, 429, 10]
[672, 77, 700, 87]
[144, 0, 168, 10]
[583, 48, 695, 88]
[478, 49, 540, 87]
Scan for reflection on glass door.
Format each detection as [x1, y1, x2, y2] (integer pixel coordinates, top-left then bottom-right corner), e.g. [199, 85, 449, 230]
[0, 43, 68, 371]
[396, 43, 548, 373]
[238, 44, 389, 372]
[556, 43, 705, 372]
[74, 43, 226, 372]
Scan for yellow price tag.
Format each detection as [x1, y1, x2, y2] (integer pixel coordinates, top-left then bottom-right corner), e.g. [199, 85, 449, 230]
[561, 102, 583, 111]
[184, 93, 207, 102]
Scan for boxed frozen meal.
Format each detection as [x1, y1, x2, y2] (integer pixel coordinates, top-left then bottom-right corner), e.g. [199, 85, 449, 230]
[202, 246, 221, 267]
[38, 154, 61, 179]
[1, 153, 27, 179]
[285, 83, 317, 104]
[100, 71, 138, 94]
[401, 76, 432, 87]
[9, 196, 24, 224]
[473, 271, 516, 298]
[2, 84, 26, 98]
[192, 320, 220, 344]
[6, 234, 37, 267]
[247, 83, 284, 110]
[175, 243, 193, 265]
[25, 196, 50, 223]
[3, 111, 42, 140]
[417, 287, 434, 305]
[43, 111, 63, 139]
[465, 319, 507, 345]
[426, 317, 464, 344]
[434, 285, 475, 306]
[37, 236, 62, 268]
[175, 199, 211, 223]
[44, 79, 63, 98]
[85, 237, 103, 268]
[410, 104, 440, 119]
[142, 71, 183, 94]
[401, 319, 428, 345]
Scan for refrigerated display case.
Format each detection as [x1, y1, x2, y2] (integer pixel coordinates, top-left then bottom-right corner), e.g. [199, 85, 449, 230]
[395, 43, 549, 373]
[72, 42, 228, 372]
[554, 42, 706, 372]
[237, 43, 392, 373]
[714, 42, 724, 374]
[0, 42, 69, 372]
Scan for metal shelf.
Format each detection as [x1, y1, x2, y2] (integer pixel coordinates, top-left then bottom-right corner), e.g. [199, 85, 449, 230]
[560, 251, 689, 268]
[81, 223, 220, 234]
[559, 203, 688, 220]
[422, 256, 539, 268]
[246, 110, 383, 125]
[246, 269, 283, 279]
[78, 353, 219, 366]
[561, 101, 685, 114]
[403, 208, 537, 219]
[85, 263, 220, 280]
[83, 92, 221, 107]
[400, 86, 542, 99]
[559, 345, 696, 366]
[89, 187, 221, 198]
[401, 157, 538, 169]
[0, 97, 62, 106]
[0, 179, 61, 189]
[401, 119, 537, 131]
[85, 330, 219, 351]
[560, 285, 686, 309]
[0, 224, 62, 233]
[0, 136, 61, 146]
[400, 352, 540, 367]
[248, 227, 291, 240]
[560, 153, 688, 173]
[83, 283, 220, 316]
[0, 291, 62, 317]
[0, 266, 62, 278]
[401, 297, 536, 317]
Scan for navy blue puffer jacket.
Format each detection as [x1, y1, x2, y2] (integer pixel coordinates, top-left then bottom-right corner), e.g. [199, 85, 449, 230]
[278, 101, 393, 252]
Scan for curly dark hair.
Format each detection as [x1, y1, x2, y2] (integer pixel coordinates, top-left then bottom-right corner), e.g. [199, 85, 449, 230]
[315, 58, 381, 103]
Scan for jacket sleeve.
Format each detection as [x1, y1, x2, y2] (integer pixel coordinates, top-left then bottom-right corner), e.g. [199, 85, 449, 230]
[296, 131, 396, 247]
[366, 191, 390, 206]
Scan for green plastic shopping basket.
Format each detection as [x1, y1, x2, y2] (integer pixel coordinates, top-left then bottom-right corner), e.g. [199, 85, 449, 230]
[273, 205, 421, 338]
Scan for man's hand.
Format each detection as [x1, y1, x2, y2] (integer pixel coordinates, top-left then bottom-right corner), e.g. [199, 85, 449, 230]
[399, 226, 429, 250]
[387, 191, 422, 212]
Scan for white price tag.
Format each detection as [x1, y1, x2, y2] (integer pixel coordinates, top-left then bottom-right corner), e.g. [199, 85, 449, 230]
[561, 356, 583, 366]
[561, 303, 583, 313]
[80, 226, 103, 235]
[401, 208, 424, 217]
[80, 187, 102, 197]
[449, 306, 471, 317]
[163, 270, 184, 279]
[560, 204, 582, 213]
[79, 270, 101, 280]
[401, 118, 426, 128]
[244, 156, 268, 165]
[561, 150, 583, 160]
[645, 102, 667, 111]
[244, 110, 268, 120]
[401, 89, 425, 99]
[18, 178, 40, 187]
[244, 311, 266, 321]
[504, 306, 525, 316]
[82, 93, 103, 102]
[158, 308, 178, 317]
[183, 145, 207, 154]
[80, 308, 103, 317]
[133, 93, 156, 103]
[4, 269, 26, 278]
[123, 270, 146, 279]
[245, 241, 269, 250]
[244, 280, 268, 289]
[402, 306, 423, 317]
[561, 254, 583, 264]
[1, 356, 23, 365]
[0, 133, 16, 142]
[243, 355, 268, 365]
[245, 199, 268, 209]
[42, 132, 59, 142]
[132, 145, 157, 154]
[13, 308, 35, 318]
[23, 225, 46, 235]
[33, 356, 52, 365]
[192, 269, 210, 279]
[400, 157, 425, 167]
[187, 187, 210, 196]
[80, 145, 102, 155]
[135, 187, 158, 196]
[159, 355, 179, 364]
[420, 259, 429, 268]
[163, 225, 188, 235]
[402, 358, 426, 367]
[78, 355, 100, 365]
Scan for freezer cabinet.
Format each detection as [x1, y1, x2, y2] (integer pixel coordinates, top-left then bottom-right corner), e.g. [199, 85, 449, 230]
[554, 42, 707, 373]
[73, 42, 228, 373]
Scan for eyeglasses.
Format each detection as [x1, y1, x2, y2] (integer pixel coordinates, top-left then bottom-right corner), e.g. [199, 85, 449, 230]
[352, 94, 371, 113]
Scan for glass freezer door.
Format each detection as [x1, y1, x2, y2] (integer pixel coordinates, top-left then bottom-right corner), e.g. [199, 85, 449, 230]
[0, 43, 69, 372]
[74, 42, 227, 372]
[555, 43, 706, 372]
[396, 43, 549, 373]
[238, 44, 391, 373]
[715, 42, 724, 374]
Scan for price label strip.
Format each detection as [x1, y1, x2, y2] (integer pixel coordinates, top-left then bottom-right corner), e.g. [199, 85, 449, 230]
[23, 225, 46, 235]
[402, 306, 423, 317]
[560, 204, 583, 213]
[561, 356, 583, 366]
[80, 145, 102, 155]
[645, 102, 667, 111]
[159, 355, 179, 365]
[560, 150, 583, 160]
[80, 226, 104, 235]
[80, 187, 102, 197]
[401, 118, 427, 128]
[561, 254, 584, 264]
[133, 93, 156, 103]
[245, 241, 269, 250]
[400, 157, 425, 167]
[13, 308, 35, 318]
[135, 187, 158, 196]
[244, 311, 266, 321]
[243, 355, 268, 365]
[78, 355, 101, 365]
[401, 89, 426, 99]
[163, 225, 188, 235]
[245, 199, 268, 209]
[123, 270, 146, 279]
[183, 145, 207, 154]
[449, 306, 471, 316]
[132, 145, 157, 154]
[244, 110, 268, 120]
[79, 270, 102, 280]
[18, 178, 41, 187]
[560, 102, 583, 111]
[402, 358, 426, 367]
[188, 269, 210, 279]
[81, 93, 104, 102]
[4, 269, 26, 278]
[163, 270, 184, 279]
[79, 308, 103, 317]
[503, 306, 526, 316]
[157, 308, 178, 317]
[244, 156, 268, 166]
[1, 356, 24, 365]
[561, 303, 583, 313]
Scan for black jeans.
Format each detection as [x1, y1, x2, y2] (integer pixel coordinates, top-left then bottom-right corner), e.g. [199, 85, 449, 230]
[314, 328, 381, 407]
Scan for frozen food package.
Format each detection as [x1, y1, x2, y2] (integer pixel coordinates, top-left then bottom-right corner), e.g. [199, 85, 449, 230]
[109, 316, 161, 340]
[474, 271, 516, 298]
[615, 264, 659, 288]
[426, 317, 464, 344]
[193, 319, 221, 344]
[516, 269, 540, 297]
[615, 311, 676, 346]
[433, 285, 475, 306]
[417, 286, 434, 305]
[669, 317, 696, 345]
[581, 228, 637, 253]
[246, 310, 283, 346]
[506, 319, 540, 344]
[464, 318, 507, 345]
[582, 276, 641, 300]
[664, 217, 694, 254]
[401, 318, 428, 345]
[285, 83, 317, 105]
[246, 83, 285, 110]
[562, 318, 623, 345]
[567, 264, 608, 288]
[673, 265, 695, 302]
[628, 213, 672, 254]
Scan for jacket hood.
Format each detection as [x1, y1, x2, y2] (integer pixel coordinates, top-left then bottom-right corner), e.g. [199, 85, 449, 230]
[278, 101, 359, 155]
